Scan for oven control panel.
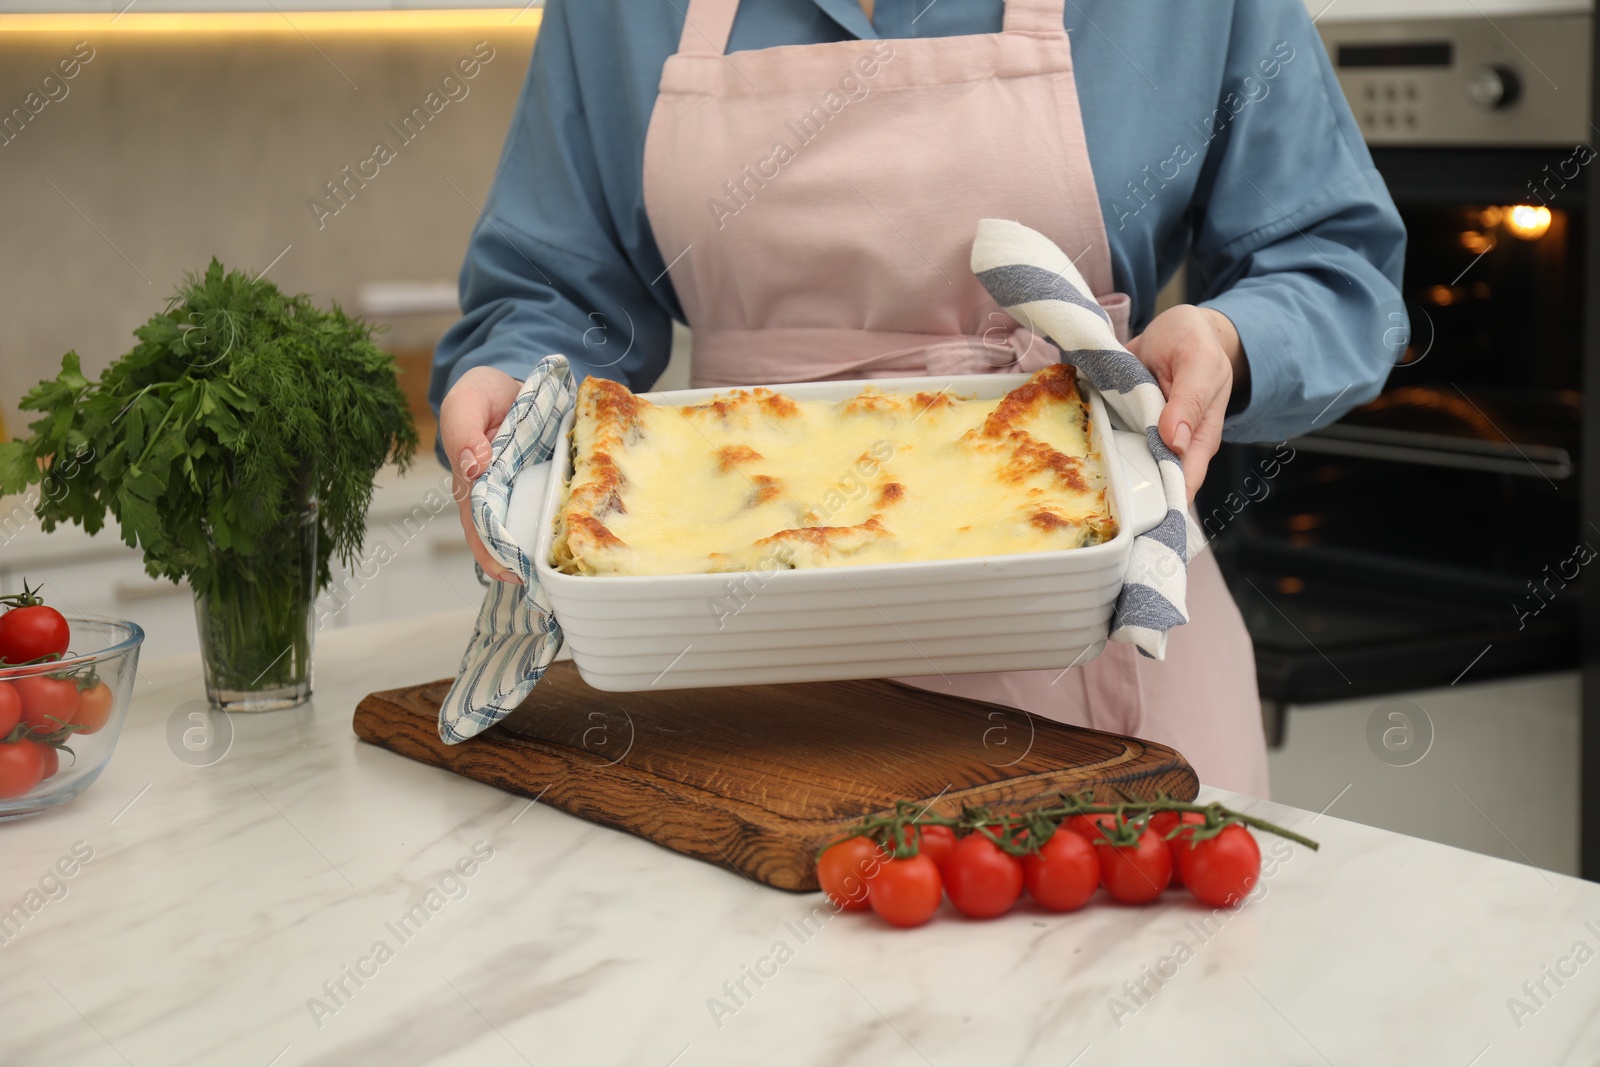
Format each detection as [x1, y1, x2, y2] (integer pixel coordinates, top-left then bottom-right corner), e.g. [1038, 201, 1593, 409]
[1319, 15, 1589, 146]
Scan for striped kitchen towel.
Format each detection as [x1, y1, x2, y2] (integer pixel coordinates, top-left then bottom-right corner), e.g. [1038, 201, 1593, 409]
[972, 218, 1200, 659]
[437, 354, 575, 744]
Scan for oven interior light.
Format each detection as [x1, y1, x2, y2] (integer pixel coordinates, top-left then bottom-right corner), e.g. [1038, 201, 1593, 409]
[1428, 284, 1457, 306]
[1458, 231, 1493, 255]
[1276, 576, 1307, 594]
[1505, 204, 1552, 240]
[1478, 206, 1504, 228]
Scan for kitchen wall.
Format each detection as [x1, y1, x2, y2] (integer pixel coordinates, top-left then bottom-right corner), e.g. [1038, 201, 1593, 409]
[0, 24, 543, 445]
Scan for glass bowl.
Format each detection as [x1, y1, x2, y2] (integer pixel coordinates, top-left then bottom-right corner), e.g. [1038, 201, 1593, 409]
[0, 615, 144, 820]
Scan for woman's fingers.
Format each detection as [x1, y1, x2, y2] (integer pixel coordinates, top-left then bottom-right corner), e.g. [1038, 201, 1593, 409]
[1130, 306, 1234, 502]
[440, 368, 525, 584]
[1178, 402, 1228, 500]
[1159, 354, 1228, 498]
[451, 445, 520, 584]
[1165, 369, 1230, 501]
[439, 367, 518, 469]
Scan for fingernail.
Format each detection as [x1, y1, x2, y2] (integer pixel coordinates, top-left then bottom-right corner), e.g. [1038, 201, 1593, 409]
[1172, 422, 1192, 455]
[458, 448, 480, 479]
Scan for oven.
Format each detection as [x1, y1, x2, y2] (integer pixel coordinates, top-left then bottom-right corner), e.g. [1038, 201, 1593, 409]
[1202, 14, 1591, 731]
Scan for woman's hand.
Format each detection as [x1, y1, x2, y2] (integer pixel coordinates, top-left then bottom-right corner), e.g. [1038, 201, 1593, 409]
[1124, 305, 1248, 501]
[439, 366, 525, 583]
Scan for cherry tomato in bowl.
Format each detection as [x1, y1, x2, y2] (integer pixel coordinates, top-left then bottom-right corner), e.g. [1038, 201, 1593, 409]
[0, 604, 70, 665]
[0, 613, 143, 821]
[0, 681, 20, 737]
[14, 676, 80, 736]
[71, 682, 115, 735]
[0, 739, 46, 799]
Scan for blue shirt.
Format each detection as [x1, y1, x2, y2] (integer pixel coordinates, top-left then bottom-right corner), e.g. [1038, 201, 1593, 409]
[429, 0, 1406, 455]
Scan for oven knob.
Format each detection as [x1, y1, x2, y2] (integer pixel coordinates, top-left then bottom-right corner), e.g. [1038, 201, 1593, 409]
[1467, 64, 1521, 109]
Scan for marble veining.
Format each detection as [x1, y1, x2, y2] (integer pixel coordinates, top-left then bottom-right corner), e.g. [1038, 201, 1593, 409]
[2, 607, 1599, 1065]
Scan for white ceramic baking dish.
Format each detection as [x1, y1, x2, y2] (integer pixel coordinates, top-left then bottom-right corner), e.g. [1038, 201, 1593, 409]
[517, 373, 1165, 692]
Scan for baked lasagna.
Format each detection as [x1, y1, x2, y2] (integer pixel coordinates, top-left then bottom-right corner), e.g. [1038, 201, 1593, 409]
[550, 364, 1117, 577]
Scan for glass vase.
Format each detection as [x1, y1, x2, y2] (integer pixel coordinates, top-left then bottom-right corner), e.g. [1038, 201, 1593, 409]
[194, 505, 317, 712]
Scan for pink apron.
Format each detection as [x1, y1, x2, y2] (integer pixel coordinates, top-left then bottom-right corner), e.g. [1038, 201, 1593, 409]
[641, 0, 1269, 796]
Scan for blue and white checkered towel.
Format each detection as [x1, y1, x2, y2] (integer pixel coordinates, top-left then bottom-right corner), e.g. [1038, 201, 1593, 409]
[972, 217, 1199, 659]
[438, 354, 574, 744]
[437, 220, 1196, 743]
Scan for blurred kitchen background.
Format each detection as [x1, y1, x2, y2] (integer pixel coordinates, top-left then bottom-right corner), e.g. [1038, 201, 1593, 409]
[1, 0, 1596, 877]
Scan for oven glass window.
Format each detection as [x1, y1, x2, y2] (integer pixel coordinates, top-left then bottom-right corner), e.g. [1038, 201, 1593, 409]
[1220, 200, 1583, 578]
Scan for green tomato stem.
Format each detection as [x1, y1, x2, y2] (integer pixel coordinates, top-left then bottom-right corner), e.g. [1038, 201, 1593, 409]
[817, 793, 1320, 862]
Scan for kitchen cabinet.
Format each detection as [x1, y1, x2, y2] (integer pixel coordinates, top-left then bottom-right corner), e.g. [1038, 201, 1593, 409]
[1267, 671, 1581, 875]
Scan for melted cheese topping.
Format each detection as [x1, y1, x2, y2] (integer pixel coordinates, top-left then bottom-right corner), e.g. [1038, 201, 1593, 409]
[550, 364, 1117, 576]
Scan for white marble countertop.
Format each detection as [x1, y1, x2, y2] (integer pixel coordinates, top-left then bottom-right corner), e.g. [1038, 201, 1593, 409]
[4, 608, 1600, 1067]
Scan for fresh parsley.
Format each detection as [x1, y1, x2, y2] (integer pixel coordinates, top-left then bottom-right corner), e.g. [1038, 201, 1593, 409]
[0, 260, 418, 630]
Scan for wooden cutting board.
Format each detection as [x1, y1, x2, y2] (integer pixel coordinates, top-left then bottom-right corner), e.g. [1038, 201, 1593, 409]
[352, 662, 1197, 891]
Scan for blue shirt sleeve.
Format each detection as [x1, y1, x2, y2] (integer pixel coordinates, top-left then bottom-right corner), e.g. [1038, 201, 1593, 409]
[1188, 0, 1407, 443]
[426, 0, 683, 463]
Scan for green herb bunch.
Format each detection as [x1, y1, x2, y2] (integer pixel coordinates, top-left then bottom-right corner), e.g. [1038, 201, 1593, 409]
[0, 259, 418, 605]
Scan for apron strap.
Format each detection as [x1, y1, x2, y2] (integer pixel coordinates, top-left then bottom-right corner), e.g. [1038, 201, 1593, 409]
[680, 0, 1065, 55]
[676, 0, 741, 57]
[1003, 0, 1067, 35]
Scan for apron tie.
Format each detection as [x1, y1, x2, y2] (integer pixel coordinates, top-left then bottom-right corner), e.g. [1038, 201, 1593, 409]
[687, 320, 1130, 388]
[920, 325, 1061, 377]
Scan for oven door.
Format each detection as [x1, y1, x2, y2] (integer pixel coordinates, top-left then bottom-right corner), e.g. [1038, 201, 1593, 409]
[1205, 145, 1585, 721]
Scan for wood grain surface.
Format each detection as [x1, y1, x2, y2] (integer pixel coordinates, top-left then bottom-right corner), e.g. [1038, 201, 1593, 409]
[352, 662, 1198, 891]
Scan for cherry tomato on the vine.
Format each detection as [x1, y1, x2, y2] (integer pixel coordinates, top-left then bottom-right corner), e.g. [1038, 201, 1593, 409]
[13, 676, 79, 735]
[0, 604, 70, 665]
[71, 682, 114, 735]
[942, 833, 1024, 919]
[917, 825, 957, 869]
[1022, 828, 1101, 912]
[1178, 824, 1262, 908]
[0, 740, 46, 798]
[818, 836, 886, 912]
[1095, 827, 1173, 904]
[35, 742, 59, 780]
[867, 854, 943, 928]
[1065, 811, 1121, 846]
[1150, 810, 1207, 888]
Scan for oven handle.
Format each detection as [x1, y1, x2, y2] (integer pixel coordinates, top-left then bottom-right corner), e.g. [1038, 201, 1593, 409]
[1288, 427, 1572, 479]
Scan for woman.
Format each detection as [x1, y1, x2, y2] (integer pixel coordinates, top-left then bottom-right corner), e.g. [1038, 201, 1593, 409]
[430, 0, 1406, 797]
